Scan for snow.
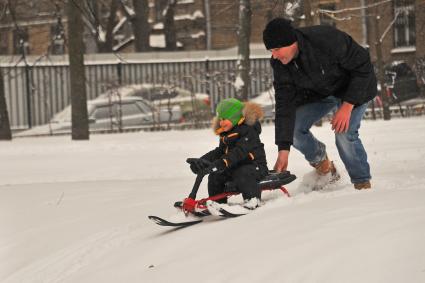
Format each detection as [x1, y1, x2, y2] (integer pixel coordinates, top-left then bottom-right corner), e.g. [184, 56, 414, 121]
[150, 34, 166, 48]
[149, 34, 183, 48]
[285, 1, 301, 18]
[250, 88, 275, 105]
[391, 46, 416, 53]
[112, 17, 128, 34]
[391, 60, 406, 66]
[97, 26, 106, 43]
[177, 0, 195, 4]
[121, 3, 135, 17]
[174, 10, 204, 21]
[153, 22, 164, 30]
[1, 117, 425, 283]
[233, 75, 244, 90]
[113, 36, 134, 52]
[190, 31, 205, 38]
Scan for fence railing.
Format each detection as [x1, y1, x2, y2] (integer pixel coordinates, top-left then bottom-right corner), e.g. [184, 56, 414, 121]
[1, 54, 273, 129]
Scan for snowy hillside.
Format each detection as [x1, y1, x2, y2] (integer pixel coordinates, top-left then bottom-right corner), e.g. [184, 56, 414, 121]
[1, 117, 425, 283]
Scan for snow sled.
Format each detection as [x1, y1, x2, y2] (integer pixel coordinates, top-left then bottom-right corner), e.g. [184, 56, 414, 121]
[148, 159, 296, 227]
[177, 159, 296, 215]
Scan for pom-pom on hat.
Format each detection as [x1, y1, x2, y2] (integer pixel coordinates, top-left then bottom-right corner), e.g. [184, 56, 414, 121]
[263, 17, 297, 50]
[216, 98, 244, 126]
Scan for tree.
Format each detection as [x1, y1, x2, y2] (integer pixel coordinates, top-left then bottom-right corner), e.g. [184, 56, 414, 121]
[84, 0, 119, 53]
[163, 0, 177, 51]
[374, 14, 391, 120]
[0, 68, 12, 140]
[236, 0, 252, 101]
[67, 0, 89, 140]
[303, 0, 313, 26]
[124, 0, 150, 52]
[132, 0, 150, 51]
[103, 0, 120, 52]
[316, 0, 396, 120]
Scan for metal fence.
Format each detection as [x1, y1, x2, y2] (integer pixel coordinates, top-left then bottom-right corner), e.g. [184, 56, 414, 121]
[2, 55, 273, 129]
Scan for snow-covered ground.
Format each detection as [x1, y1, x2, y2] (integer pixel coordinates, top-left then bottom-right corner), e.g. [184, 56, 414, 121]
[1, 117, 425, 283]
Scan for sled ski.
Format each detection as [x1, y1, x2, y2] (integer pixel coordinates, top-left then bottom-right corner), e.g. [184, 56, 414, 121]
[218, 207, 247, 217]
[148, 215, 203, 227]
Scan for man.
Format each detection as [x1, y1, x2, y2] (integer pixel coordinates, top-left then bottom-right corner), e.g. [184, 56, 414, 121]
[263, 18, 377, 190]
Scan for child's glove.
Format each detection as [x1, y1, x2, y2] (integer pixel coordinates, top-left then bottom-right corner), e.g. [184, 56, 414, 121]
[207, 159, 227, 174]
[186, 158, 211, 175]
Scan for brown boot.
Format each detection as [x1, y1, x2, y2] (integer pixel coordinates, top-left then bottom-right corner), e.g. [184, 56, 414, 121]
[310, 155, 341, 189]
[312, 155, 338, 176]
[354, 181, 371, 190]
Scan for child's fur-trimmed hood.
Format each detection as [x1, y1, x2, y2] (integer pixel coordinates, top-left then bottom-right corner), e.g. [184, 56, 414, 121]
[212, 101, 264, 132]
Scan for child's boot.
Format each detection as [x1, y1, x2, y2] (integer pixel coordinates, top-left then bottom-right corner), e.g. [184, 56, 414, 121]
[243, 198, 261, 210]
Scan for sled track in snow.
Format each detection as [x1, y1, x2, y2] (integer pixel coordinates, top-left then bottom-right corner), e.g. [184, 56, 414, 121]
[3, 223, 146, 283]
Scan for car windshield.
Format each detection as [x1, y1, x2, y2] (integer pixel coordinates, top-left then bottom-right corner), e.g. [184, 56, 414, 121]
[51, 104, 96, 122]
[133, 87, 179, 101]
[93, 106, 114, 120]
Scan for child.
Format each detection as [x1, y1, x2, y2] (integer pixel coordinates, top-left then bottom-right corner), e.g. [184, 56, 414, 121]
[188, 98, 268, 209]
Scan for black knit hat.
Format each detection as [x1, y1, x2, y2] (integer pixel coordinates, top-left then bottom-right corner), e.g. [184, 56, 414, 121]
[263, 18, 297, 50]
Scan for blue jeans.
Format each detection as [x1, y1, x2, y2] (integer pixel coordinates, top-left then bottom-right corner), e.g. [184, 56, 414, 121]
[292, 96, 371, 184]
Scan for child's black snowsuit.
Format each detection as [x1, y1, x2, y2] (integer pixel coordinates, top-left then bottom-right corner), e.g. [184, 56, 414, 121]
[201, 102, 268, 201]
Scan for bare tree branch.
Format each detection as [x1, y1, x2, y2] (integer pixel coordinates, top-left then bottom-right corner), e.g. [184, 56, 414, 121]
[317, 0, 392, 15]
[379, 10, 402, 43]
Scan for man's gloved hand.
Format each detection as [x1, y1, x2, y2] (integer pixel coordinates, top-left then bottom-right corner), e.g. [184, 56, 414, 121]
[186, 158, 211, 175]
[206, 159, 227, 174]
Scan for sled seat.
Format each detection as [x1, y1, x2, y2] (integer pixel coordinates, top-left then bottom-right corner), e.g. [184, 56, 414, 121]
[224, 170, 296, 193]
[259, 170, 296, 190]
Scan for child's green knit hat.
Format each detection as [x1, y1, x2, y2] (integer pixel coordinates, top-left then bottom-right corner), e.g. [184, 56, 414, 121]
[216, 98, 244, 126]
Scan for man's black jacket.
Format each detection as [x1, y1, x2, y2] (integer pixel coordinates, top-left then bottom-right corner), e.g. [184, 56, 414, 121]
[271, 25, 377, 150]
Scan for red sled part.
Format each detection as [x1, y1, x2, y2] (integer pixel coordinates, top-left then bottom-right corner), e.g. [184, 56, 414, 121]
[181, 184, 292, 214]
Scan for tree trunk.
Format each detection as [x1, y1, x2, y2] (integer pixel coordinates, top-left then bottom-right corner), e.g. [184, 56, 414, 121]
[236, 0, 251, 101]
[67, 0, 89, 140]
[0, 68, 12, 140]
[303, 0, 313, 26]
[164, 0, 177, 51]
[132, 0, 150, 52]
[374, 15, 391, 120]
[203, 0, 212, 50]
[305, 0, 321, 126]
[98, 0, 119, 52]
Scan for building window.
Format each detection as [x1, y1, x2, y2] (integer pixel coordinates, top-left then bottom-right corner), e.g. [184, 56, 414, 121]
[13, 28, 29, 55]
[50, 24, 65, 55]
[394, 0, 415, 48]
[319, 3, 336, 27]
[0, 30, 9, 54]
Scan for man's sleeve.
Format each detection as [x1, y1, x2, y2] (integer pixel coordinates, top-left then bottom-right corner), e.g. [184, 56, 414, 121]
[332, 30, 376, 105]
[271, 59, 297, 151]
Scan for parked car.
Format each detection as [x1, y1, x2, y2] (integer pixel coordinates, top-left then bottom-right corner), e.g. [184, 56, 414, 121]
[98, 84, 212, 121]
[16, 96, 181, 136]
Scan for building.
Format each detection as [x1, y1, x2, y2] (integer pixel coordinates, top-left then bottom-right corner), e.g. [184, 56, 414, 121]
[0, 0, 423, 72]
[0, 0, 65, 55]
